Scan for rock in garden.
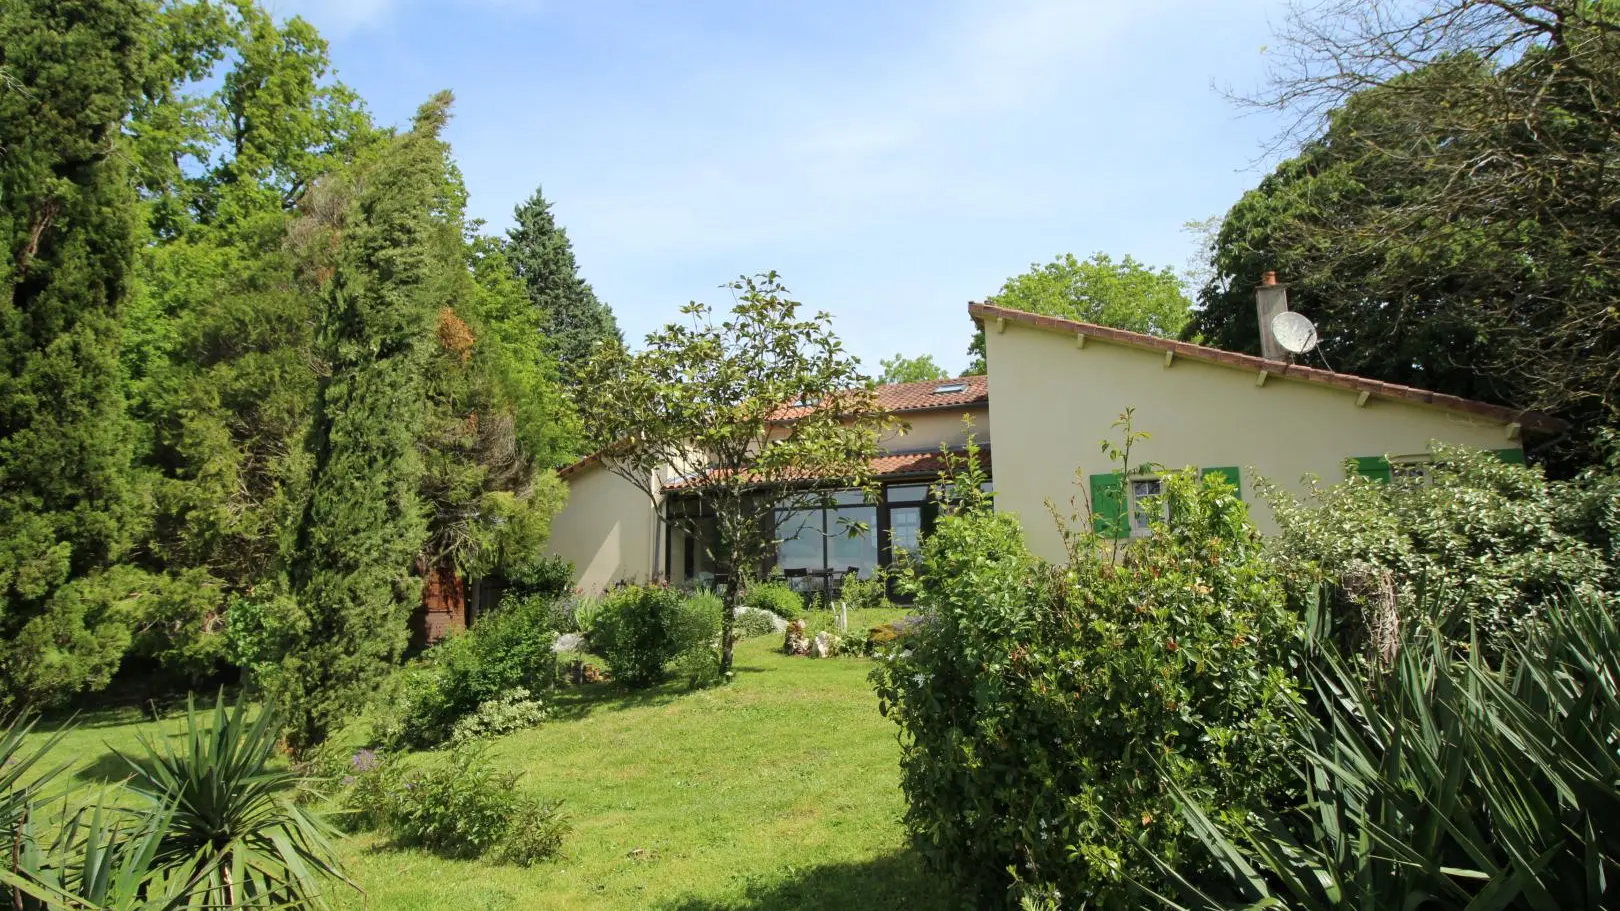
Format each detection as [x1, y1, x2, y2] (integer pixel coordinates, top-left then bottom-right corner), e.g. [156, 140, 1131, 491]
[810, 631, 835, 659]
[552, 632, 586, 654]
[783, 620, 809, 656]
[570, 660, 606, 684]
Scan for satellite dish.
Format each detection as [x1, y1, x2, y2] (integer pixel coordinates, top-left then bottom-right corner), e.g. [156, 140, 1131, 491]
[1271, 311, 1319, 355]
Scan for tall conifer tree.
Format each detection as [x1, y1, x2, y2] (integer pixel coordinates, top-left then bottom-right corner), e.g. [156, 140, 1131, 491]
[276, 93, 461, 751]
[506, 188, 620, 384]
[0, 0, 150, 707]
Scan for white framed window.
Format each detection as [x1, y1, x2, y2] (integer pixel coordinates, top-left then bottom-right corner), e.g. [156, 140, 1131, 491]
[1128, 475, 1166, 538]
[1389, 454, 1432, 487]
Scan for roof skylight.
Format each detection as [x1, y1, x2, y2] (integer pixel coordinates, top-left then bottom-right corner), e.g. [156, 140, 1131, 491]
[932, 382, 968, 395]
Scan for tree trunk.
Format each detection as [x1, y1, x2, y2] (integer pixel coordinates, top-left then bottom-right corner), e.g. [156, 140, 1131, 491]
[719, 572, 740, 679]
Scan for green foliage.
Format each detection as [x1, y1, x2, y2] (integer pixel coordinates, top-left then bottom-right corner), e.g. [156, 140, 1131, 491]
[1190, 3, 1620, 454]
[505, 187, 620, 386]
[378, 594, 561, 748]
[877, 353, 950, 384]
[505, 554, 577, 602]
[0, 0, 152, 709]
[743, 581, 804, 621]
[838, 573, 890, 611]
[119, 693, 352, 909]
[340, 744, 567, 865]
[1152, 587, 1620, 911]
[4, 695, 353, 910]
[450, 687, 548, 744]
[732, 608, 781, 640]
[968, 252, 1191, 372]
[1266, 444, 1611, 652]
[274, 95, 464, 753]
[591, 584, 697, 688]
[672, 592, 724, 687]
[576, 273, 894, 677]
[875, 460, 1299, 908]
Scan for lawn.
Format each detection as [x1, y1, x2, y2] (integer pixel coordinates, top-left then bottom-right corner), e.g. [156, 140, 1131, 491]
[25, 610, 949, 911]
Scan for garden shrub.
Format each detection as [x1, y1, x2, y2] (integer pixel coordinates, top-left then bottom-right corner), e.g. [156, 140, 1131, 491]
[502, 554, 576, 601]
[590, 584, 717, 687]
[340, 745, 567, 865]
[732, 606, 780, 640]
[743, 581, 803, 620]
[838, 572, 889, 610]
[672, 591, 723, 686]
[450, 687, 547, 743]
[874, 468, 1300, 909]
[1267, 443, 1612, 652]
[377, 595, 560, 747]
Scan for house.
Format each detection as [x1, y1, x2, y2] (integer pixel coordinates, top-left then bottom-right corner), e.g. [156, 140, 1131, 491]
[548, 376, 990, 594]
[548, 280, 1558, 589]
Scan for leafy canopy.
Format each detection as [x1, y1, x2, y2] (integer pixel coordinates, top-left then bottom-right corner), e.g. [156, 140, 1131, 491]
[969, 252, 1191, 372]
[576, 272, 895, 676]
[878, 353, 951, 384]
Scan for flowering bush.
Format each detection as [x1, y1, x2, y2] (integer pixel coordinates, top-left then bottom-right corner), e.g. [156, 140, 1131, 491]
[1266, 444, 1612, 652]
[450, 688, 547, 743]
[874, 463, 1299, 908]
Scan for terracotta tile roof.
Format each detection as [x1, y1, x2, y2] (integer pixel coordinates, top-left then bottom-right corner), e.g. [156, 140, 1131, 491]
[969, 302, 1565, 433]
[773, 375, 988, 421]
[559, 377, 990, 479]
[662, 447, 988, 491]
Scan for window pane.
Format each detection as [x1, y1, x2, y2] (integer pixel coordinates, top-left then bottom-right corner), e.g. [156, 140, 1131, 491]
[776, 509, 824, 572]
[828, 506, 879, 578]
[889, 505, 923, 556]
[827, 489, 867, 506]
[1130, 478, 1164, 535]
[885, 484, 929, 503]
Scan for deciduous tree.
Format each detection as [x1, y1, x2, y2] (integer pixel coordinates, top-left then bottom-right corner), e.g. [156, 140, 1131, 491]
[1192, 0, 1620, 464]
[576, 274, 894, 678]
[968, 252, 1191, 373]
[878, 353, 950, 384]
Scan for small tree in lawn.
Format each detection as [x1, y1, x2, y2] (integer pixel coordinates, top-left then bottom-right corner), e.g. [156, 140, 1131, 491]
[576, 273, 894, 678]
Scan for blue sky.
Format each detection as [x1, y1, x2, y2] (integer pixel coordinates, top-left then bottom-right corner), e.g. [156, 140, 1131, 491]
[272, 0, 1291, 375]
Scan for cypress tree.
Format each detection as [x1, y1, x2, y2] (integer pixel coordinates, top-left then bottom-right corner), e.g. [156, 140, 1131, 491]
[506, 188, 620, 384]
[276, 92, 461, 752]
[0, 0, 150, 708]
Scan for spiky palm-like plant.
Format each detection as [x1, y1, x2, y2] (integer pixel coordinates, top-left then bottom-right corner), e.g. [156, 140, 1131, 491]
[1146, 589, 1620, 910]
[119, 694, 357, 910]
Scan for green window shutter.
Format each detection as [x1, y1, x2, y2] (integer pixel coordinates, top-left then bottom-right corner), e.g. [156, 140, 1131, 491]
[1089, 472, 1127, 539]
[1493, 448, 1526, 465]
[1350, 456, 1392, 484]
[1199, 466, 1242, 500]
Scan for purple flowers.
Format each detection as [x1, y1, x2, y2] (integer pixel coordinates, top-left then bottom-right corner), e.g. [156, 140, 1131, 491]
[351, 748, 379, 773]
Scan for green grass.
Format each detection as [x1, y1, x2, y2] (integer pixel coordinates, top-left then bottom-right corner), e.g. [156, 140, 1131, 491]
[25, 609, 945, 911]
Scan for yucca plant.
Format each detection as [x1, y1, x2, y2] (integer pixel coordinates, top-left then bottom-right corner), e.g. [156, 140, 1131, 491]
[1145, 589, 1620, 910]
[118, 694, 357, 910]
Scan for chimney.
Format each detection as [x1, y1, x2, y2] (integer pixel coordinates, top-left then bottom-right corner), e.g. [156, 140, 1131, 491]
[1255, 271, 1289, 361]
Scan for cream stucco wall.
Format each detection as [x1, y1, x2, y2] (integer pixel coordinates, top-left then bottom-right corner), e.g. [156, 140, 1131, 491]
[985, 321, 1522, 562]
[547, 463, 662, 594]
[884, 407, 990, 452]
